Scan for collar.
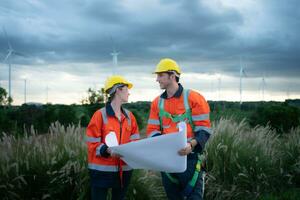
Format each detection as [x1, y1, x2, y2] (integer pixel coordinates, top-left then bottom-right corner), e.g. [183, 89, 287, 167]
[160, 83, 183, 99]
[105, 102, 129, 119]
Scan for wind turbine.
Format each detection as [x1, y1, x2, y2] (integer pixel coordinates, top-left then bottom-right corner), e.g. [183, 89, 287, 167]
[239, 58, 247, 105]
[2, 27, 25, 104]
[260, 74, 267, 101]
[110, 36, 120, 74]
[24, 78, 27, 104]
[217, 75, 221, 101]
[286, 85, 291, 100]
[46, 85, 49, 104]
[0, 52, 4, 88]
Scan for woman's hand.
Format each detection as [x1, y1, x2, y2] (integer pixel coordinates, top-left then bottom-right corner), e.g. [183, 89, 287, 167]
[107, 147, 123, 158]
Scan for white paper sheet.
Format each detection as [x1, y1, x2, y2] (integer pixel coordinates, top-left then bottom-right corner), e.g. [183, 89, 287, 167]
[108, 122, 187, 173]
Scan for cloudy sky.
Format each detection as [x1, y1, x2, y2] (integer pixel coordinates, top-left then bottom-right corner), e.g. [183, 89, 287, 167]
[0, 0, 299, 105]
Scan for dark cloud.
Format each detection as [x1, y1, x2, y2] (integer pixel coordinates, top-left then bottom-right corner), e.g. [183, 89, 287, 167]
[0, 0, 299, 79]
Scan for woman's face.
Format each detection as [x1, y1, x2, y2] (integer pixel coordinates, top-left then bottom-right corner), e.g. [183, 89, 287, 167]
[116, 86, 129, 103]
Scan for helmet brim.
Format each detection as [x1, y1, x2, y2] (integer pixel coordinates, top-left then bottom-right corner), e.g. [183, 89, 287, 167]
[126, 82, 133, 89]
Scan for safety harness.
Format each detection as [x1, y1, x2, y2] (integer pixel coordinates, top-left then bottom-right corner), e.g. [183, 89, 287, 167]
[158, 89, 204, 197]
[158, 89, 195, 131]
[164, 154, 205, 196]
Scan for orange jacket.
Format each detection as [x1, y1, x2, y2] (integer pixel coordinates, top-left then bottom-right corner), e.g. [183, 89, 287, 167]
[147, 84, 211, 150]
[86, 103, 140, 172]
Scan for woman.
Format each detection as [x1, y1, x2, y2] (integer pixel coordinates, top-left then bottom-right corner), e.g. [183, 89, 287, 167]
[86, 75, 140, 200]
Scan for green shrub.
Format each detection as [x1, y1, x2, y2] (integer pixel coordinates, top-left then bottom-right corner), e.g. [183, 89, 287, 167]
[259, 188, 300, 200]
[250, 104, 300, 133]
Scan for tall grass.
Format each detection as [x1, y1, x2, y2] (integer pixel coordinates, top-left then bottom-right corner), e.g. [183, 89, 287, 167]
[0, 122, 165, 200]
[205, 119, 300, 200]
[0, 122, 88, 199]
[0, 119, 299, 199]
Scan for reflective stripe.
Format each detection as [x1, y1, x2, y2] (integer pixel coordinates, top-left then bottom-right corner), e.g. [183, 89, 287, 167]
[148, 119, 160, 125]
[100, 108, 108, 124]
[148, 131, 161, 138]
[124, 109, 131, 126]
[96, 143, 105, 156]
[130, 133, 140, 140]
[165, 131, 181, 135]
[183, 89, 190, 110]
[192, 113, 210, 121]
[163, 125, 170, 129]
[194, 126, 212, 134]
[86, 136, 101, 143]
[88, 163, 133, 172]
[159, 97, 164, 110]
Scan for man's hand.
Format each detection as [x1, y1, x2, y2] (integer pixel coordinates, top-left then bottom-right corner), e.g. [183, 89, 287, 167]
[178, 142, 193, 156]
[107, 148, 123, 158]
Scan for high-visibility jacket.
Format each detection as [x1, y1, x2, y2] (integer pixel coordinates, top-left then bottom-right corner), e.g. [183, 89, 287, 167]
[147, 84, 212, 143]
[86, 103, 140, 172]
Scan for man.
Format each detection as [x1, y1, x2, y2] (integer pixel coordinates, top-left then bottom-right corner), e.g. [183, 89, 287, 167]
[147, 58, 212, 200]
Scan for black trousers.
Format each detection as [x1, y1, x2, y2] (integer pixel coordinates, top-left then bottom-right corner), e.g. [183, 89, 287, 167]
[89, 170, 132, 200]
[91, 185, 130, 200]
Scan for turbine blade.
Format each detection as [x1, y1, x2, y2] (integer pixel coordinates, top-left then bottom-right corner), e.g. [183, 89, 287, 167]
[2, 26, 12, 50]
[3, 51, 12, 63]
[12, 50, 27, 57]
[242, 69, 247, 77]
[110, 35, 115, 52]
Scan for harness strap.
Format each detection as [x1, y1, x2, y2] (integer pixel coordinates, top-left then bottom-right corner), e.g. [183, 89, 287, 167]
[164, 154, 204, 196]
[158, 89, 195, 131]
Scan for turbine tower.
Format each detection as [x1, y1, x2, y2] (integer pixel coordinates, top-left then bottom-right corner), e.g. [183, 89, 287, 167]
[111, 50, 119, 67]
[110, 36, 120, 74]
[24, 78, 27, 104]
[239, 58, 247, 105]
[2, 27, 25, 104]
[286, 85, 291, 100]
[46, 85, 49, 104]
[217, 75, 221, 101]
[260, 75, 267, 101]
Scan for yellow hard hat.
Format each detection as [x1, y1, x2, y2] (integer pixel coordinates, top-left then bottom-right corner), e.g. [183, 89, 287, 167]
[154, 58, 181, 75]
[104, 75, 133, 94]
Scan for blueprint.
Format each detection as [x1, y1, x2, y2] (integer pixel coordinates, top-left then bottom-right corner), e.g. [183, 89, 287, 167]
[106, 122, 187, 173]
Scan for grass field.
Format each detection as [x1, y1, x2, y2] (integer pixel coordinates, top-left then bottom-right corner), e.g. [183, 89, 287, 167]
[0, 119, 299, 199]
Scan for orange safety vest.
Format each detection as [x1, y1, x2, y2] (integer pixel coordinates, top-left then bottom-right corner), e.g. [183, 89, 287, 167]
[86, 105, 140, 172]
[147, 87, 211, 140]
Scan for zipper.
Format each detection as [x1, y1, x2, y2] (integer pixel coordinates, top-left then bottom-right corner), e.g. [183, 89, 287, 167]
[119, 119, 122, 144]
[118, 117, 123, 187]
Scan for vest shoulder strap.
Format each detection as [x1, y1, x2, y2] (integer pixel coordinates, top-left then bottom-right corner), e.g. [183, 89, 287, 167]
[99, 107, 131, 126]
[123, 108, 132, 126]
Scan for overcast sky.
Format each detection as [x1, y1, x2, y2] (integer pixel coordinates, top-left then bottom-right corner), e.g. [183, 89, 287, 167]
[0, 0, 299, 105]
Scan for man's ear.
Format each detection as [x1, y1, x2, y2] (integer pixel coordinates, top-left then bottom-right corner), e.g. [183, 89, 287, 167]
[171, 73, 176, 81]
